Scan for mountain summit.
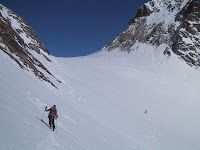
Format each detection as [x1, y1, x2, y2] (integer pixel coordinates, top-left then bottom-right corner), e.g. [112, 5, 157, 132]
[105, 0, 200, 67]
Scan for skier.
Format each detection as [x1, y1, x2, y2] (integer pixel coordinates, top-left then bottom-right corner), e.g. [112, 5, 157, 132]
[45, 105, 58, 131]
[144, 110, 147, 114]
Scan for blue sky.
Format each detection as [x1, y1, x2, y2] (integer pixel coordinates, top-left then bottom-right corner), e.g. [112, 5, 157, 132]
[1, 0, 148, 57]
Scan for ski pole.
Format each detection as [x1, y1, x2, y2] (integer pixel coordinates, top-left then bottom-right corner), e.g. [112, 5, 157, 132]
[56, 119, 57, 132]
[42, 106, 47, 120]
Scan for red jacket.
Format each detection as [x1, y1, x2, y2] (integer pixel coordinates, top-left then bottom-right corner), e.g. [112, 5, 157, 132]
[45, 107, 58, 118]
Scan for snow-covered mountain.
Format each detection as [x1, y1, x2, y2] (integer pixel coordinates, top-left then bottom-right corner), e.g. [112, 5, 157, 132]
[0, 4, 61, 88]
[1, 1, 200, 150]
[105, 0, 200, 67]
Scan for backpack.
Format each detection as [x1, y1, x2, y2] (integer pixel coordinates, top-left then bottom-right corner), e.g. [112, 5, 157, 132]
[49, 107, 56, 117]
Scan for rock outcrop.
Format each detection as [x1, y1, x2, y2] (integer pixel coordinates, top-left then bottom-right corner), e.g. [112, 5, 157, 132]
[172, 0, 200, 66]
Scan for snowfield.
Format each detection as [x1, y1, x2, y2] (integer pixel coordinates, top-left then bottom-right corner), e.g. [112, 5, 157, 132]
[0, 45, 200, 150]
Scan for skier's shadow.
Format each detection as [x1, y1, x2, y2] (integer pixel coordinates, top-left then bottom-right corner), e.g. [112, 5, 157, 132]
[37, 117, 50, 128]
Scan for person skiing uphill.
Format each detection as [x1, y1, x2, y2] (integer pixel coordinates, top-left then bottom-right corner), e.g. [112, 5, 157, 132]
[45, 105, 58, 131]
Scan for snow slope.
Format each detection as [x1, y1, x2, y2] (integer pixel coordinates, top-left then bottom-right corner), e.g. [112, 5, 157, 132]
[1, 44, 200, 150]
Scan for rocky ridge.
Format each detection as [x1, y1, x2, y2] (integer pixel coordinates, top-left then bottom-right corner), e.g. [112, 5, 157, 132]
[105, 0, 200, 67]
[0, 4, 61, 88]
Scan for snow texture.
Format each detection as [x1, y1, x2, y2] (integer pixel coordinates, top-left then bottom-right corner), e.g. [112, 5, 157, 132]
[1, 44, 200, 149]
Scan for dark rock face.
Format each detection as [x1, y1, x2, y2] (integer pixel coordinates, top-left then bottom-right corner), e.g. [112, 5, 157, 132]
[105, 0, 200, 68]
[106, 18, 148, 52]
[0, 4, 61, 88]
[135, 4, 152, 18]
[172, 0, 200, 67]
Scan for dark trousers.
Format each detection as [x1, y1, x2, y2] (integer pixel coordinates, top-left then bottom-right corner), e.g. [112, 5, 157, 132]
[48, 115, 55, 129]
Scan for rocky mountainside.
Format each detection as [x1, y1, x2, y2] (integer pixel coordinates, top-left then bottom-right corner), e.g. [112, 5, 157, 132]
[105, 0, 200, 67]
[0, 4, 61, 87]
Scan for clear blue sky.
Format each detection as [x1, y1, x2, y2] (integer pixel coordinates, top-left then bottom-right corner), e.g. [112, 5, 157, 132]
[1, 0, 148, 57]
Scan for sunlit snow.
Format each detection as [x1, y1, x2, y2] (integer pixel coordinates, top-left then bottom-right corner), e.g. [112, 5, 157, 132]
[1, 46, 200, 149]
